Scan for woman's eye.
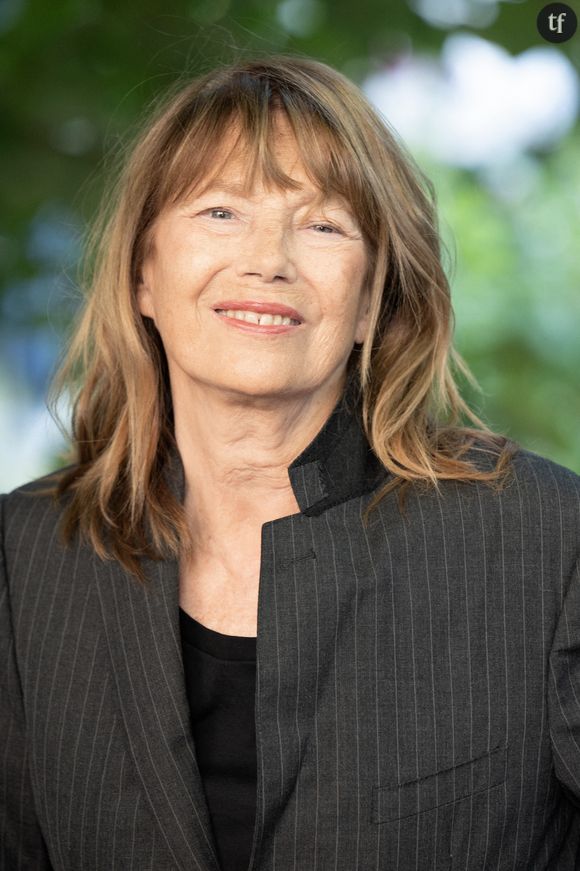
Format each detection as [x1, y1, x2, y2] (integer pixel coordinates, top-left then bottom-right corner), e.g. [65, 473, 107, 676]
[199, 209, 340, 233]
[312, 223, 340, 234]
[204, 208, 234, 219]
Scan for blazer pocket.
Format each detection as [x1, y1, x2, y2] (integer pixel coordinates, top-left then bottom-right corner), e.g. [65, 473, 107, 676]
[372, 742, 508, 824]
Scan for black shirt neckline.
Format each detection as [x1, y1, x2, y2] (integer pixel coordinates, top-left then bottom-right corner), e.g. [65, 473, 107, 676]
[179, 606, 257, 661]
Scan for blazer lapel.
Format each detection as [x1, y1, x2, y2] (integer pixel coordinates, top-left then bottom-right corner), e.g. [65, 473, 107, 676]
[94, 550, 221, 871]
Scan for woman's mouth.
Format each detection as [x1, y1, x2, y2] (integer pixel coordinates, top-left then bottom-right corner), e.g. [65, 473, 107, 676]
[213, 308, 303, 334]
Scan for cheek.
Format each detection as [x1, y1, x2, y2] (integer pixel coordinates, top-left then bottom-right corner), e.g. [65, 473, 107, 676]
[150, 282, 208, 353]
[320, 294, 362, 329]
[319, 255, 366, 310]
[147, 267, 191, 322]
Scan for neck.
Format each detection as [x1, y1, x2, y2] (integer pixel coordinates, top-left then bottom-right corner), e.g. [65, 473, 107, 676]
[172, 370, 348, 558]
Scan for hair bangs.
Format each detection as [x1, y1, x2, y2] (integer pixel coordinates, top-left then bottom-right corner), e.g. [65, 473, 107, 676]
[152, 82, 376, 253]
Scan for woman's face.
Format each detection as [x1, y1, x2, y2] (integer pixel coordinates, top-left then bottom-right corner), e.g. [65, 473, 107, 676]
[137, 117, 371, 404]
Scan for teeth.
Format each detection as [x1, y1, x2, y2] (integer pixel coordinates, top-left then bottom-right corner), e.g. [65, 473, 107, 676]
[216, 309, 299, 326]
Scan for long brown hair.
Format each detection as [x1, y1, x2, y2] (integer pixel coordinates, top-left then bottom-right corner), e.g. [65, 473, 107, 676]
[39, 52, 519, 583]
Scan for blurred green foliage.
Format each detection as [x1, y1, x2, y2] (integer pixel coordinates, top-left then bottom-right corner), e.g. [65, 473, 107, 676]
[425, 132, 580, 471]
[1, 0, 578, 478]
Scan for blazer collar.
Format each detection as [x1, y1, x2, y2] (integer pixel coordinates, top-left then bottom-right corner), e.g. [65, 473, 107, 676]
[287, 367, 388, 513]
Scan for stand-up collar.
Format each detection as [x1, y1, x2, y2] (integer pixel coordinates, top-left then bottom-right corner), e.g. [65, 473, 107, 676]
[287, 368, 388, 514]
[163, 368, 388, 516]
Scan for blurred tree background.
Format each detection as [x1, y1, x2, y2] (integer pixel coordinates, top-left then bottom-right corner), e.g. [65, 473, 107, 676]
[1, 0, 579, 489]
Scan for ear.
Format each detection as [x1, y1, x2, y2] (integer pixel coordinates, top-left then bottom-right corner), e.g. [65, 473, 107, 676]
[354, 287, 371, 345]
[135, 265, 156, 321]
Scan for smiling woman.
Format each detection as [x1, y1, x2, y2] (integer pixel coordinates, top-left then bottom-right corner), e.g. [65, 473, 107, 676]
[2, 53, 580, 871]
[26, 53, 524, 578]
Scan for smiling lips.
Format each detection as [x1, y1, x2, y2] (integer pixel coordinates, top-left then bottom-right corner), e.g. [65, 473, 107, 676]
[212, 299, 304, 323]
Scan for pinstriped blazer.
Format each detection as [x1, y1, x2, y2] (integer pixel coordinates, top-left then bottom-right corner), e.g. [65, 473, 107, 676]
[2, 375, 580, 870]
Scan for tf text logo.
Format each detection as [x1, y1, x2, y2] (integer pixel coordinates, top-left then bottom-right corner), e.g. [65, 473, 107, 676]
[537, 4, 578, 42]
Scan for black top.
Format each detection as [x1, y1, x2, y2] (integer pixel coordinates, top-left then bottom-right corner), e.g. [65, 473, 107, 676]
[179, 606, 257, 871]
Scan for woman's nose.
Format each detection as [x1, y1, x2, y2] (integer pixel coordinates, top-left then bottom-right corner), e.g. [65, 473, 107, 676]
[236, 223, 298, 283]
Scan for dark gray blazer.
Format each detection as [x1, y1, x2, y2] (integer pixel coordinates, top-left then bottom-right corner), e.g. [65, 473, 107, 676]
[2, 376, 580, 870]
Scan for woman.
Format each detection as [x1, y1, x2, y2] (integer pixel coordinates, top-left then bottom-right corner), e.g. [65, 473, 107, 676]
[1, 53, 579, 871]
